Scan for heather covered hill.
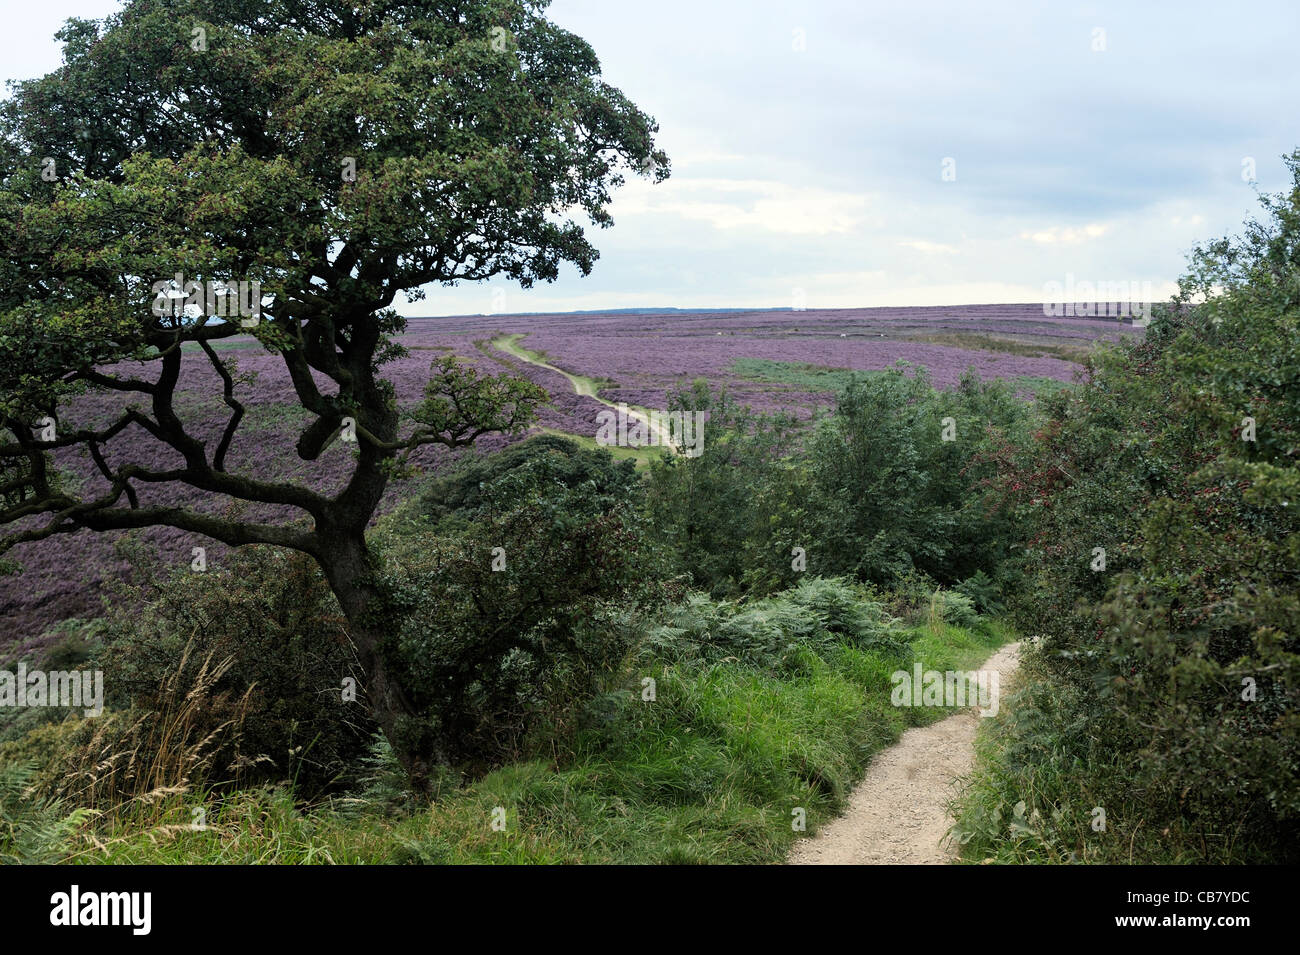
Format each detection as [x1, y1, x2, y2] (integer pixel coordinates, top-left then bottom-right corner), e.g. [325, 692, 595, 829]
[404, 303, 1139, 415]
[0, 303, 1134, 652]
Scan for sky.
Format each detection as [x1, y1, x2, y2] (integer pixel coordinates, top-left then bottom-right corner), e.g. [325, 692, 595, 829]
[4, 1, 1299, 316]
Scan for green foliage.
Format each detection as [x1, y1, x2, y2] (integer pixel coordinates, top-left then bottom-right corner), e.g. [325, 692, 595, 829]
[644, 380, 805, 597]
[772, 366, 1030, 589]
[0, 0, 667, 779]
[97, 547, 374, 798]
[636, 577, 908, 672]
[0, 762, 89, 864]
[729, 358, 871, 396]
[801, 367, 948, 582]
[77, 592, 1009, 865]
[378, 440, 670, 765]
[955, 570, 1004, 615]
[1012, 375, 1078, 398]
[0, 621, 104, 747]
[966, 154, 1300, 863]
[414, 432, 637, 533]
[929, 589, 981, 630]
[646, 369, 1033, 599]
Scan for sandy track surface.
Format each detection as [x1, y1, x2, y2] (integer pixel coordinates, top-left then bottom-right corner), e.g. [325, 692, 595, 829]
[492, 334, 676, 446]
[786, 642, 1020, 865]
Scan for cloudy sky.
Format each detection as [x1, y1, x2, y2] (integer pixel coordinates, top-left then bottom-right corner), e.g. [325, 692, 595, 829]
[5, 1, 1298, 315]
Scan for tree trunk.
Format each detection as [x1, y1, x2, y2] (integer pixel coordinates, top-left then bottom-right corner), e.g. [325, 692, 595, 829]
[318, 532, 443, 792]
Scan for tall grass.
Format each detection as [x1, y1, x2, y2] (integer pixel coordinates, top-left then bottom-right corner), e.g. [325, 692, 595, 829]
[950, 644, 1286, 864]
[54, 642, 256, 818]
[74, 605, 1011, 864]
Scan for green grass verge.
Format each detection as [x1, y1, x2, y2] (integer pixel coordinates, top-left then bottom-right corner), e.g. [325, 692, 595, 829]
[537, 427, 660, 470]
[1011, 376, 1078, 398]
[901, 331, 1092, 363]
[70, 617, 1014, 864]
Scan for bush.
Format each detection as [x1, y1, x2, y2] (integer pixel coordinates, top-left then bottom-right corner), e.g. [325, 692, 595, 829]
[955, 570, 1003, 616]
[378, 441, 670, 767]
[0, 762, 89, 864]
[644, 380, 804, 598]
[798, 366, 1031, 588]
[416, 433, 638, 534]
[96, 546, 373, 799]
[634, 577, 909, 671]
[970, 154, 1300, 862]
[929, 589, 981, 630]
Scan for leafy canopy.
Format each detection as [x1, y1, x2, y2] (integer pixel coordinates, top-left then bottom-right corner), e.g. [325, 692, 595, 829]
[0, 0, 667, 563]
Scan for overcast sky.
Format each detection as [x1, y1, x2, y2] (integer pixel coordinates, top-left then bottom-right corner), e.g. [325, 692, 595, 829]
[5, 1, 1298, 315]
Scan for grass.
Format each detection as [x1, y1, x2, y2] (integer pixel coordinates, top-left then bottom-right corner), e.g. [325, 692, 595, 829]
[730, 358, 876, 394]
[731, 359, 1077, 406]
[1012, 375, 1078, 398]
[55, 614, 1013, 864]
[537, 427, 660, 469]
[902, 331, 1093, 363]
[178, 337, 265, 354]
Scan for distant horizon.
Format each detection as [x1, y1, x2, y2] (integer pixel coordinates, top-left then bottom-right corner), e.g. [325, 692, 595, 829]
[402, 301, 1153, 323]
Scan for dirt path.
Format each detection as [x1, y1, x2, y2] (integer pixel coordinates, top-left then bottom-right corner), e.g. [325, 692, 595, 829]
[787, 642, 1020, 865]
[491, 334, 676, 447]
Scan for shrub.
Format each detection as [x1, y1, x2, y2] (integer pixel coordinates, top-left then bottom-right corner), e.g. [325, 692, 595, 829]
[633, 577, 909, 670]
[644, 380, 804, 598]
[378, 443, 670, 767]
[416, 433, 638, 534]
[970, 154, 1300, 862]
[955, 570, 1003, 616]
[929, 589, 981, 630]
[97, 546, 373, 799]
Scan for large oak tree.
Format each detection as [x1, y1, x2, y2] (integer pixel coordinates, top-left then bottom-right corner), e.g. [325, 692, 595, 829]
[0, 0, 667, 786]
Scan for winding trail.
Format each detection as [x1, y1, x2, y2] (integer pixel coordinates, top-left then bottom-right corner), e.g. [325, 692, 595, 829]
[787, 641, 1021, 865]
[495, 330, 1019, 865]
[491, 333, 677, 447]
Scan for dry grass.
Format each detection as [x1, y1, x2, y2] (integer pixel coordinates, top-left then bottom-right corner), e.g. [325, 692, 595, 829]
[53, 641, 260, 825]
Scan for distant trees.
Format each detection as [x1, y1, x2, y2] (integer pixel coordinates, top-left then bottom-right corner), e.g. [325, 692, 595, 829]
[646, 368, 1031, 597]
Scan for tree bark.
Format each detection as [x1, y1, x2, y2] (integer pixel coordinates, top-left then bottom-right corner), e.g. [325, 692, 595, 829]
[318, 531, 443, 793]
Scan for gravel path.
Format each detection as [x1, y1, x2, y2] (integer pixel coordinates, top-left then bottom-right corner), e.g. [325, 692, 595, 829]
[786, 642, 1021, 865]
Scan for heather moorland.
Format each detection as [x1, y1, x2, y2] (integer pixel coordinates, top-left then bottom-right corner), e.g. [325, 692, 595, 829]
[0, 0, 1294, 883]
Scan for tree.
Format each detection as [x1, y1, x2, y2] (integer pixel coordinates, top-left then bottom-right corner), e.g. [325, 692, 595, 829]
[0, 0, 667, 788]
[644, 381, 803, 598]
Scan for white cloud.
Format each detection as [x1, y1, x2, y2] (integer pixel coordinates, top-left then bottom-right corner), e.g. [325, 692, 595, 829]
[1019, 223, 1110, 244]
[898, 239, 959, 254]
[612, 177, 876, 235]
